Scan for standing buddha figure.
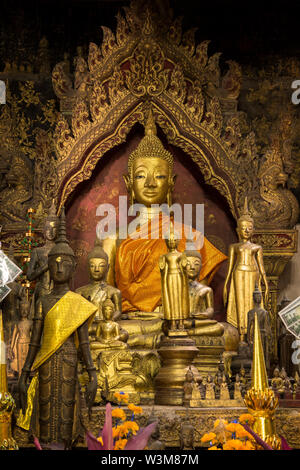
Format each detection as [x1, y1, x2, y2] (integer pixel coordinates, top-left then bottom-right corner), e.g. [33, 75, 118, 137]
[10, 295, 32, 377]
[27, 200, 59, 306]
[18, 208, 97, 448]
[223, 198, 269, 342]
[159, 227, 189, 332]
[103, 109, 227, 322]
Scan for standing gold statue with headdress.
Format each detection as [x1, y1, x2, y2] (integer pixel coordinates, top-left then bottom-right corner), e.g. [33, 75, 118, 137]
[223, 198, 269, 342]
[159, 225, 189, 332]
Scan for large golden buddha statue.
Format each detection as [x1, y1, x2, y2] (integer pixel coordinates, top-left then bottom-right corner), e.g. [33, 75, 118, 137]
[102, 111, 227, 321]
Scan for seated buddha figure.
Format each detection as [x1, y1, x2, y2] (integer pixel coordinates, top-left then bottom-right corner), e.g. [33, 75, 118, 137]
[76, 238, 122, 340]
[91, 299, 128, 352]
[102, 110, 227, 347]
[91, 299, 136, 398]
[184, 249, 224, 337]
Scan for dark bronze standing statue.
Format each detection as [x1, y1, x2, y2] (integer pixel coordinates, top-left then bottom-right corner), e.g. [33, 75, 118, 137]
[26, 200, 59, 308]
[247, 286, 272, 371]
[18, 208, 97, 448]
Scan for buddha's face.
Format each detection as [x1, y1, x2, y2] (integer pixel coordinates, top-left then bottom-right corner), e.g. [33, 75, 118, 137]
[20, 302, 30, 318]
[89, 257, 108, 281]
[237, 220, 253, 241]
[103, 305, 114, 321]
[253, 291, 262, 305]
[131, 157, 173, 206]
[44, 221, 57, 242]
[186, 256, 202, 280]
[181, 427, 193, 447]
[48, 255, 74, 283]
[166, 236, 179, 251]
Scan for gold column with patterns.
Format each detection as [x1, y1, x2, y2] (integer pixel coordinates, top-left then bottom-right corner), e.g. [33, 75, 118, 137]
[0, 311, 18, 450]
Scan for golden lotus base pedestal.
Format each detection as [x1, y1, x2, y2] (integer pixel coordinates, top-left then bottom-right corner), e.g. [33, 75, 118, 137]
[191, 335, 225, 376]
[154, 336, 199, 406]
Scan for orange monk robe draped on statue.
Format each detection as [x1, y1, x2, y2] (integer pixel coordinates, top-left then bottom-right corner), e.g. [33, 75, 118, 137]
[115, 214, 227, 313]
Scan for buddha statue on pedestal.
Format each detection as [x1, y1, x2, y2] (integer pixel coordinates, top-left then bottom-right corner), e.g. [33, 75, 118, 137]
[102, 109, 227, 347]
[159, 227, 189, 333]
[223, 198, 269, 343]
[247, 286, 272, 371]
[90, 299, 137, 401]
[18, 209, 97, 448]
[76, 238, 122, 340]
[91, 299, 128, 352]
[184, 249, 224, 337]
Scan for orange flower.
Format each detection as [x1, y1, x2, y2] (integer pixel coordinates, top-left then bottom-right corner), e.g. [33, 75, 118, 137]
[223, 439, 244, 450]
[239, 414, 256, 426]
[201, 432, 217, 443]
[113, 426, 122, 439]
[97, 436, 103, 446]
[208, 446, 221, 450]
[112, 408, 126, 421]
[128, 403, 143, 415]
[114, 439, 128, 450]
[235, 426, 255, 441]
[225, 423, 239, 433]
[113, 392, 129, 403]
[118, 421, 139, 437]
[244, 440, 256, 450]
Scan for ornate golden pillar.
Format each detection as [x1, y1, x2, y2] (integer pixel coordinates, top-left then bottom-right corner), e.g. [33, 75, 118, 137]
[252, 229, 298, 359]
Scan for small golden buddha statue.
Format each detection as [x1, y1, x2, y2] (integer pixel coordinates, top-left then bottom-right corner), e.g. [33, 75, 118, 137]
[102, 109, 227, 333]
[183, 367, 194, 405]
[191, 379, 201, 401]
[223, 197, 269, 342]
[234, 374, 242, 399]
[10, 296, 32, 377]
[159, 226, 189, 332]
[91, 299, 128, 352]
[205, 374, 215, 400]
[220, 374, 230, 400]
[271, 368, 285, 395]
[184, 250, 224, 337]
[76, 238, 122, 340]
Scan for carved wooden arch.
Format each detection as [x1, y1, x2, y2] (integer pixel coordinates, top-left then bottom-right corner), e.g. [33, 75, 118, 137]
[56, 99, 240, 219]
[53, 0, 257, 220]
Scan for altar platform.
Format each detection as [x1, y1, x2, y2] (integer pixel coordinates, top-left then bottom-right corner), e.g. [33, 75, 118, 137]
[13, 405, 300, 449]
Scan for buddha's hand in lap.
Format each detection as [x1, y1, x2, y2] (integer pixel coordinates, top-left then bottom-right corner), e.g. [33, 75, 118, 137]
[127, 311, 164, 320]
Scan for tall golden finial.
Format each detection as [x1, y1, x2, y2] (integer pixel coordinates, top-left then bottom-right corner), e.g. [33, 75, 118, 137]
[0, 310, 18, 450]
[244, 313, 281, 449]
[251, 313, 268, 391]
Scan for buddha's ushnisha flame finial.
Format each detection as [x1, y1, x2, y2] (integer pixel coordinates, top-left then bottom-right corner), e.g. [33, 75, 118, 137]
[46, 199, 58, 224]
[88, 237, 108, 262]
[48, 206, 75, 258]
[251, 312, 268, 391]
[145, 108, 157, 137]
[127, 108, 174, 175]
[238, 195, 253, 225]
